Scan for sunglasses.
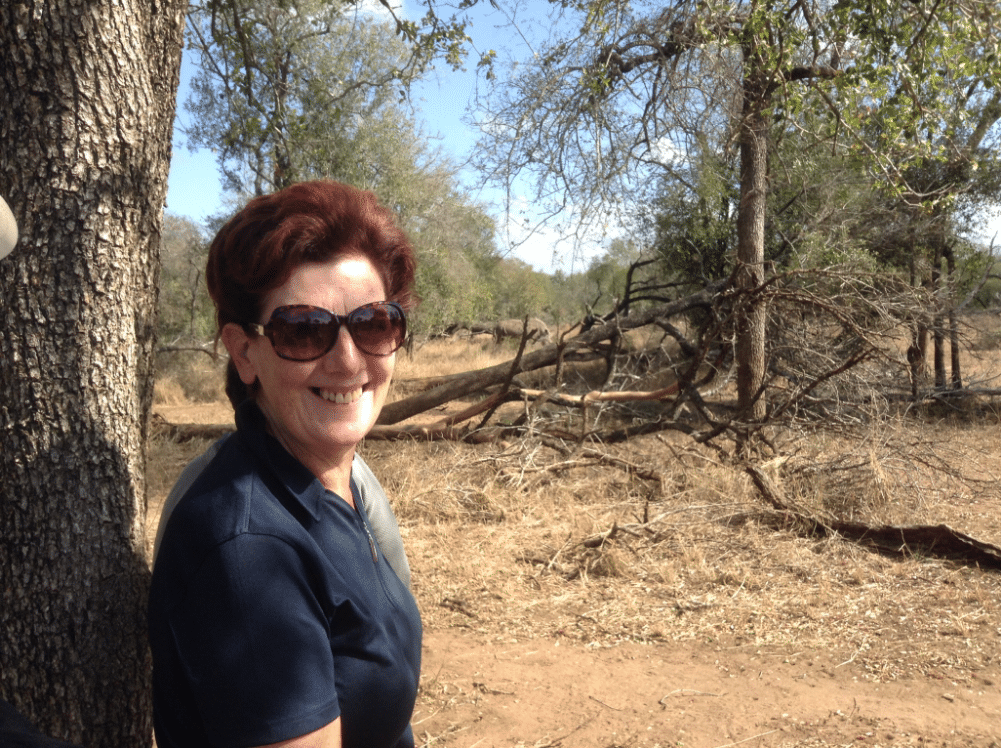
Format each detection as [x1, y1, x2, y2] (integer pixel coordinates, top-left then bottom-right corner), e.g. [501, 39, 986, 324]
[245, 301, 407, 361]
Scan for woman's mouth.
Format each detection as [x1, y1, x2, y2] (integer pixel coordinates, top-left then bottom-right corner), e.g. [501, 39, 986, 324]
[316, 387, 364, 404]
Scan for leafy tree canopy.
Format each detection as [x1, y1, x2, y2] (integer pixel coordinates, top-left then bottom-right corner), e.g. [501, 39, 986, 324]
[181, 0, 509, 332]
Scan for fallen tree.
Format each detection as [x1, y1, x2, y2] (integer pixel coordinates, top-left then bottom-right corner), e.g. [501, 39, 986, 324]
[156, 267, 993, 451]
[376, 280, 727, 425]
[745, 465, 1001, 571]
[151, 266, 1001, 586]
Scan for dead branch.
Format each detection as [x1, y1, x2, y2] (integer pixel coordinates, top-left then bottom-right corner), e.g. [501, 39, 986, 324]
[365, 390, 523, 442]
[151, 416, 232, 443]
[377, 281, 726, 425]
[745, 465, 1001, 572]
[577, 447, 666, 486]
[476, 318, 533, 429]
[157, 344, 221, 360]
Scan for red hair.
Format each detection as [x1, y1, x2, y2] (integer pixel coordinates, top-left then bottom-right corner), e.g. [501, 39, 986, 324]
[206, 180, 417, 408]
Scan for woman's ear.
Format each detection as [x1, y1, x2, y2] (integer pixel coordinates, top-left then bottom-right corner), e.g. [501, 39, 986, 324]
[221, 323, 259, 386]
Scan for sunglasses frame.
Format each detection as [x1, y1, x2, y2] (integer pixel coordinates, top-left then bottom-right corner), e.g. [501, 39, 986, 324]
[244, 301, 407, 361]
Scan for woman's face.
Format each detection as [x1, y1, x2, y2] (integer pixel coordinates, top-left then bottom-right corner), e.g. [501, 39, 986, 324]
[227, 254, 395, 471]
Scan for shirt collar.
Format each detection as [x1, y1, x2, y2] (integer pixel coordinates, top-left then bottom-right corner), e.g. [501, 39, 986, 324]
[234, 399, 339, 522]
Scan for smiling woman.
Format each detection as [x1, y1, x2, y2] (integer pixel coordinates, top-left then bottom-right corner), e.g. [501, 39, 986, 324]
[149, 181, 421, 748]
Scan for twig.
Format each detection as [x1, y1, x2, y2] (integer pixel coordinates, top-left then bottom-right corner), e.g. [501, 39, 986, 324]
[659, 688, 724, 706]
[711, 729, 778, 748]
[546, 533, 575, 575]
[579, 447, 666, 486]
[836, 647, 862, 668]
[588, 694, 624, 711]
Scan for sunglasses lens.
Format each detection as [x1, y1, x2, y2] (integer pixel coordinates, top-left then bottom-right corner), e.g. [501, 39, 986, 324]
[349, 302, 406, 356]
[268, 306, 339, 361]
[262, 303, 405, 360]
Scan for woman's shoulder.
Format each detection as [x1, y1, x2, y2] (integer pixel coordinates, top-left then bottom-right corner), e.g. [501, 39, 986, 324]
[157, 435, 304, 563]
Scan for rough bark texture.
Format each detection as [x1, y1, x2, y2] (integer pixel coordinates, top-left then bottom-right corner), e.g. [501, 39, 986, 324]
[735, 75, 768, 422]
[0, 2, 185, 746]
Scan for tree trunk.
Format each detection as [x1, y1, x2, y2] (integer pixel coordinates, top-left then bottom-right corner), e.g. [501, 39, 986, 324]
[944, 243, 962, 389]
[931, 245, 947, 389]
[735, 75, 768, 422]
[0, 2, 185, 746]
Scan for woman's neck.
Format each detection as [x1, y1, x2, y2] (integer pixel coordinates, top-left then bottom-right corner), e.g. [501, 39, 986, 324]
[259, 409, 356, 507]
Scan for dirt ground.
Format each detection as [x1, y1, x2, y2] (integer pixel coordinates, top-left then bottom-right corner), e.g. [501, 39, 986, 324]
[149, 401, 1001, 748]
[416, 629, 1000, 748]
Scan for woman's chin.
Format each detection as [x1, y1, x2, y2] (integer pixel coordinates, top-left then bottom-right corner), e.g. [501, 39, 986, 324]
[319, 398, 379, 444]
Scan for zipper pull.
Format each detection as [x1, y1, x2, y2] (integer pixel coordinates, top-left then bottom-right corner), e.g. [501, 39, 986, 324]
[364, 525, 379, 564]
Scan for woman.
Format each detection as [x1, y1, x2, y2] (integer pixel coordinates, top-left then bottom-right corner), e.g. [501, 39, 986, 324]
[149, 181, 421, 748]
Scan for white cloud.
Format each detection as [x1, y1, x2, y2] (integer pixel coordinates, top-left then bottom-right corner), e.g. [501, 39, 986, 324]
[649, 135, 687, 167]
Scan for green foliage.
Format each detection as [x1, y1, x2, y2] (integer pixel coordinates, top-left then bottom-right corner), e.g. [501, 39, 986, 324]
[649, 150, 736, 285]
[574, 238, 640, 311]
[763, 117, 882, 273]
[825, 0, 1001, 209]
[489, 257, 551, 320]
[184, 1, 421, 197]
[542, 267, 591, 328]
[409, 204, 500, 333]
[158, 214, 214, 345]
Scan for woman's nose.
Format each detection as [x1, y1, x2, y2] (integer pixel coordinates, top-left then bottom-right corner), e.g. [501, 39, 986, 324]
[322, 325, 362, 372]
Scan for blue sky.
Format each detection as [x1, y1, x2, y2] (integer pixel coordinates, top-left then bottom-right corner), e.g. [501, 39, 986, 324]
[164, 2, 595, 275]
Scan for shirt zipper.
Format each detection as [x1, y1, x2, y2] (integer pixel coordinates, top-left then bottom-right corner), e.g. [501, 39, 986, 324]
[352, 483, 379, 565]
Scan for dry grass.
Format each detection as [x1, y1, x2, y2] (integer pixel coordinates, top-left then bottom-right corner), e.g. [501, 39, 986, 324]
[398, 337, 513, 381]
[148, 418, 1001, 689]
[356, 418, 1001, 689]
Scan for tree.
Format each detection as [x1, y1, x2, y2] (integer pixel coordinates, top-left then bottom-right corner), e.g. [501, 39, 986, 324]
[828, 45, 1001, 392]
[408, 187, 502, 331]
[184, 0, 504, 334]
[472, 0, 999, 428]
[159, 214, 214, 345]
[0, 1, 186, 745]
[490, 257, 552, 320]
[183, 1, 423, 196]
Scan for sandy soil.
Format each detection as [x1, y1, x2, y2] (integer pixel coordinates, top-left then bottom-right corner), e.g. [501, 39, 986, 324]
[150, 401, 1001, 748]
[417, 630, 1000, 748]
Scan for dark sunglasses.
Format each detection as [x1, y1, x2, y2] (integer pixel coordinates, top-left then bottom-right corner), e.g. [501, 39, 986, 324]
[245, 301, 407, 361]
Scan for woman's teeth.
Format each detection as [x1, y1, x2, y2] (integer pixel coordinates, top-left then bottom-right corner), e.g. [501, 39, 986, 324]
[319, 387, 363, 404]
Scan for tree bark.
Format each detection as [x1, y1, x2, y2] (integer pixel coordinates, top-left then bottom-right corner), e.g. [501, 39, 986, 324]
[0, 2, 185, 746]
[931, 243, 947, 389]
[944, 243, 962, 389]
[735, 74, 768, 422]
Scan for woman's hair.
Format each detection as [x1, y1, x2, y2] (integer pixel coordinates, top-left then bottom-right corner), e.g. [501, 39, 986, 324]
[205, 180, 418, 409]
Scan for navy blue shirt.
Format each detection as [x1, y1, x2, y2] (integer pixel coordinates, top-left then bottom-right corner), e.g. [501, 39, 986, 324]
[149, 401, 422, 748]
